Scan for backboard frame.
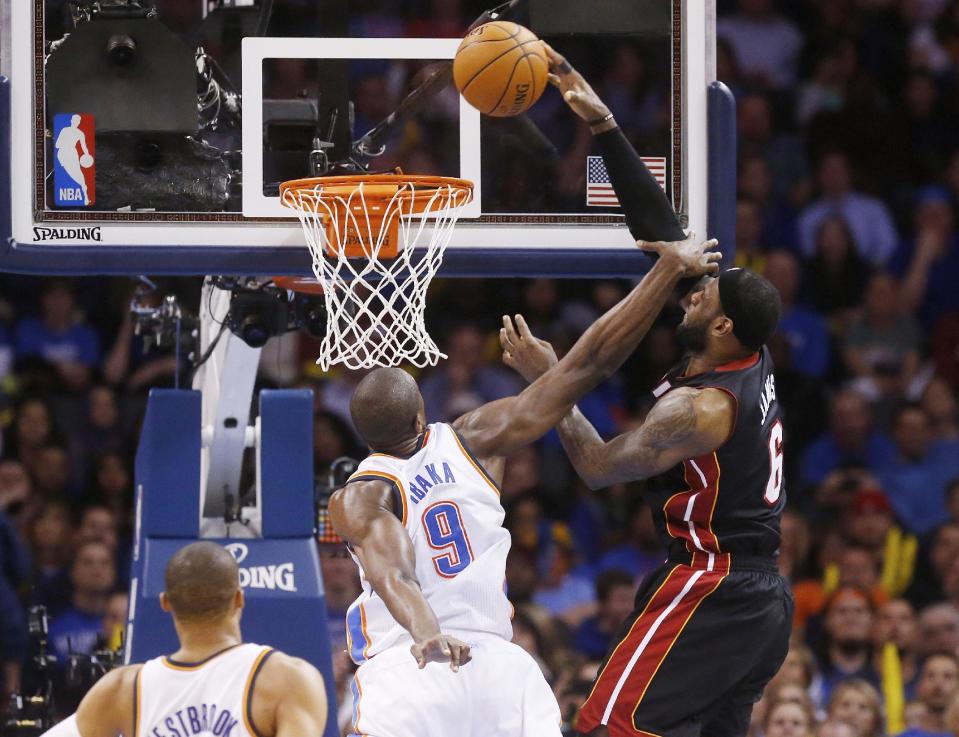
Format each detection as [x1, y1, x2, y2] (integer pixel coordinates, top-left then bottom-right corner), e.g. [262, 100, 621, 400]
[0, 0, 734, 277]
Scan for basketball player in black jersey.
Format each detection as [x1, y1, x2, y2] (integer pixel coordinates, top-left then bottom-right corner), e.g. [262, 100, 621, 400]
[498, 49, 793, 737]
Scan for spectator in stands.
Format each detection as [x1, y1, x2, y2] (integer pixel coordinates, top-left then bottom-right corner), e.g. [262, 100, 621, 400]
[592, 500, 663, 581]
[717, 0, 803, 90]
[27, 501, 74, 616]
[735, 92, 809, 201]
[47, 539, 116, 662]
[802, 216, 872, 324]
[763, 698, 816, 737]
[5, 397, 58, 471]
[900, 654, 959, 737]
[75, 504, 119, 551]
[0, 460, 37, 533]
[14, 279, 99, 392]
[873, 599, 921, 699]
[90, 451, 132, 521]
[814, 588, 879, 705]
[896, 186, 959, 330]
[79, 384, 126, 460]
[420, 323, 520, 421]
[313, 411, 361, 479]
[572, 569, 635, 660]
[318, 544, 361, 654]
[738, 154, 799, 251]
[800, 390, 895, 489]
[917, 603, 959, 659]
[532, 526, 595, 626]
[798, 152, 899, 266]
[843, 273, 923, 409]
[764, 250, 831, 380]
[922, 377, 959, 442]
[826, 679, 883, 737]
[100, 590, 128, 651]
[30, 444, 72, 499]
[878, 405, 959, 535]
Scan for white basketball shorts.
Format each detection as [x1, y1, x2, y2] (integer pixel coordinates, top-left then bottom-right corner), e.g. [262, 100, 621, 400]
[347, 634, 562, 737]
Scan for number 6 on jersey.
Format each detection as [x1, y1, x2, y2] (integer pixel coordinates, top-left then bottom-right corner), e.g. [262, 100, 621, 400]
[423, 501, 474, 578]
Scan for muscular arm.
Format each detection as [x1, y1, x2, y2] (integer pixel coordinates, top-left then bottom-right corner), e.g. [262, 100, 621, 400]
[329, 481, 469, 669]
[557, 387, 735, 490]
[454, 252, 692, 460]
[248, 652, 327, 737]
[69, 665, 139, 737]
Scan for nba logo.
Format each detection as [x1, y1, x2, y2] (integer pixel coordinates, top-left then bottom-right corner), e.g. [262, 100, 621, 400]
[53, 113, 96, 207]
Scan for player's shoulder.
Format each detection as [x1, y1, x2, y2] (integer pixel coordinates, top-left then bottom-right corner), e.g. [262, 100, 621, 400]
[97, 663, 143, 692]
[254, 650, 326, 696]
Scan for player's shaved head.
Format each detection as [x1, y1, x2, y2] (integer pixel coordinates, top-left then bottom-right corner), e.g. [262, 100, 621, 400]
[164, 541, 240, 621]
[350, 368, 424, 450]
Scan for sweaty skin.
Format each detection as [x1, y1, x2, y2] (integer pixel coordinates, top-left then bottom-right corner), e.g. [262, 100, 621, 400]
[330, 235, 722, 670]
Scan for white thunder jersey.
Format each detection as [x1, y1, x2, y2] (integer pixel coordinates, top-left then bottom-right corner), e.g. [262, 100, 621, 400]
[135, 644, 273, 737]
[345, 422, 513, 663]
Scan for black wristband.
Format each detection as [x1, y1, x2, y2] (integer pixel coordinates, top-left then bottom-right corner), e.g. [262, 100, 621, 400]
[588, 112, 615, 126]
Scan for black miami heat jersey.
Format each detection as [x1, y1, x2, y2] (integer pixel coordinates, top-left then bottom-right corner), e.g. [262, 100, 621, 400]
[646, 347, 784, 565]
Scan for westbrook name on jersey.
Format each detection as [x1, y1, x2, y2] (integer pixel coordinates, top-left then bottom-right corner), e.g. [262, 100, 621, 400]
[135, 644, 272, 737]
[344, 422, 513, 664]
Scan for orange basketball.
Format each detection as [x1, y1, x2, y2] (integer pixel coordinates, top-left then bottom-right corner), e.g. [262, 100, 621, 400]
[453, 21, 549, 117]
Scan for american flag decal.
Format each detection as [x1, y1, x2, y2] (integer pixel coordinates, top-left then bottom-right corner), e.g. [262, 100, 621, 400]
[586, 156, 667, 207]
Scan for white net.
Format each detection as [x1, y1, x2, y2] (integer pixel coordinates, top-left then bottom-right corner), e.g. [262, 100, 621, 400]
[281, 176, 473, 371]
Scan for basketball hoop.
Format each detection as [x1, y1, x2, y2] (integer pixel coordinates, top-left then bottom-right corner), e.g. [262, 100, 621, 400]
[279, 173, 474, 371]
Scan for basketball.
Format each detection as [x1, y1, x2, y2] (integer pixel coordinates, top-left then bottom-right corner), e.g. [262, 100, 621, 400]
[453, 21, 549, 117]
[79, 154, 94, 168]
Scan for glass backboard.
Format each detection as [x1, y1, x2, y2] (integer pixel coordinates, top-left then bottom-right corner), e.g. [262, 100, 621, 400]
[0, 0, 731, 276]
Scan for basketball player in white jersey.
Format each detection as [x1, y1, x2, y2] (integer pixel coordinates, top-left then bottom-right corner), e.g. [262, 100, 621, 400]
[330, 236, 722, 737]
[40, 542, 328, 737]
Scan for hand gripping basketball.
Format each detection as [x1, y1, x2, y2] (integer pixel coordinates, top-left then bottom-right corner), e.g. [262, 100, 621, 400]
[544, 44, 612, 125]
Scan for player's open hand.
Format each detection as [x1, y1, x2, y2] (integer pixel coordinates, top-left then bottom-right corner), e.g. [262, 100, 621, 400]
[500, 314, 558, 383]
[639, 232, 722, 278]
[544, 44, 611, 123]
[411, 634, 472, 672]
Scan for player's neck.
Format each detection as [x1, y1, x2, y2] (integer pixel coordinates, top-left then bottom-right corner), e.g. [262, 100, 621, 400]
[373, 431, 422, 458]
[170, 620, 242, 663]
[685, 347, 753, 376]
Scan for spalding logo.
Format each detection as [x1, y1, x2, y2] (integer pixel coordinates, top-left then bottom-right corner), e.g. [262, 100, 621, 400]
[222, 543, 297, 592]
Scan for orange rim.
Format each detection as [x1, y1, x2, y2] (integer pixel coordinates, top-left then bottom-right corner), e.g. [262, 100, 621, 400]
[279, 173, 474, 214]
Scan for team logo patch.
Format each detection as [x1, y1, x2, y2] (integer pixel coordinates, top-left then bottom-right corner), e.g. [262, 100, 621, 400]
[53, 113, 96, 207]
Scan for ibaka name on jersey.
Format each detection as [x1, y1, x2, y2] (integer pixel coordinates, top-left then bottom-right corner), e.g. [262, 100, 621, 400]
[407, 462, 457, 505]
[146, 703, 238, 737]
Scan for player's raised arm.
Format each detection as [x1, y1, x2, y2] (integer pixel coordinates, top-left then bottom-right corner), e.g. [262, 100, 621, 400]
[453, 235, 720, 460]
[329, 481, 471, 672]
[545, 44, 685, 243]
[246, 651, 328, 737]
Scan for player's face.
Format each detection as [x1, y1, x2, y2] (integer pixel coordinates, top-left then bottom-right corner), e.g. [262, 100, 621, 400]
[677, 278, 720, 352]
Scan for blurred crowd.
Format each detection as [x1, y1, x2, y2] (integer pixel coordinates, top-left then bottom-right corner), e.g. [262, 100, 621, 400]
[9, 0, 959, 736]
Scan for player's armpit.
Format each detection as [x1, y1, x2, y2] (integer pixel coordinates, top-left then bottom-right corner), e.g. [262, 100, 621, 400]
[73, 664, 140, 737]
[329, 481, 443, 645]
[251, 653, 327, 737]
[562, 387, 735, 489]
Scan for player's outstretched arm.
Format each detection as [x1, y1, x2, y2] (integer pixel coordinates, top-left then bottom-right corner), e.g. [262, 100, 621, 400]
[454, 237, 720, 460]
[556, 388, 734, 489]
[248, 651, 328, 737]
[329, 481, 471, 671]
[42, 664, 140, 737]
[545, 44, 685, 243]
[501, 328, 735, 488]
